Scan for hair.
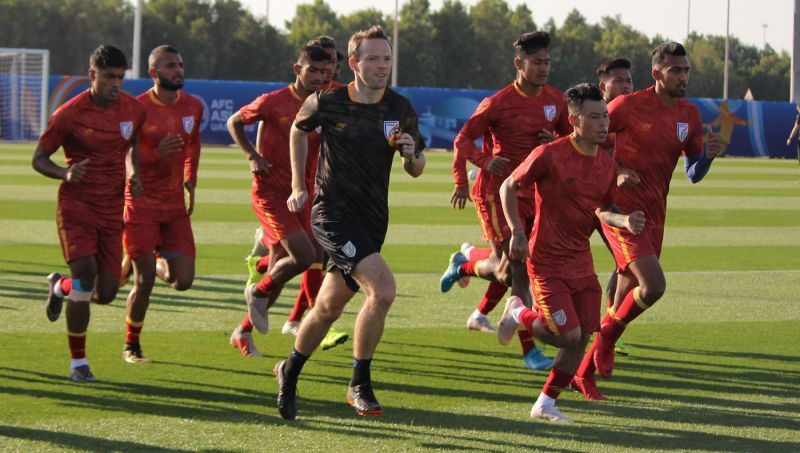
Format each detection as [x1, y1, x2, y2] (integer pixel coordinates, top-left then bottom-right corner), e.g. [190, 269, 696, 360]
[348, 25, 392, 61]
[297, 45, 332, 65]
[596, 58, 631, 80]
[514, 31, 550, 58]
[148, 45, 180, 69]
[651, 42, 687, 68]
[89, 45, 128, 69]
[336, 50, 345, 62]
[306, 35, 337, 50]
[565, 83, 605, 114]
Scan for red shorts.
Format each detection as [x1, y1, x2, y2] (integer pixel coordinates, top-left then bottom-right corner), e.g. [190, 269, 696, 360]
[252, 194, 310, 246]
[476, 193, 534, 246]
[601, 223, 664, 272]
[527, 270, 602, 335]
[123, 205, 195, 259]
[56, 198, 124, 276]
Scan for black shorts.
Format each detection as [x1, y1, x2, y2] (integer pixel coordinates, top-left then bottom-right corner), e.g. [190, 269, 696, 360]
[312, 216, 386, 292]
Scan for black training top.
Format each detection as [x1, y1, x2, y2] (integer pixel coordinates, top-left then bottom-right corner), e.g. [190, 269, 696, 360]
[295, 83, 425, 234]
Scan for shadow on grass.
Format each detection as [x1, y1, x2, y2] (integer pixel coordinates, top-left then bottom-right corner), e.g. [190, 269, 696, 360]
[0, 425, 194, 452]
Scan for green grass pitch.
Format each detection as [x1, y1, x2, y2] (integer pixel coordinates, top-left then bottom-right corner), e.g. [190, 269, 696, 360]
[0, 142, 798, 451]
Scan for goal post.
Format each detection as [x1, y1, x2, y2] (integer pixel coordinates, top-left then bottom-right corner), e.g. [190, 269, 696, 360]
[0, 48, 49, 141]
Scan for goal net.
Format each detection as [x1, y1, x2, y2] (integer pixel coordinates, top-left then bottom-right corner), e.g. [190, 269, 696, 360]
[0, 48, 49, 141]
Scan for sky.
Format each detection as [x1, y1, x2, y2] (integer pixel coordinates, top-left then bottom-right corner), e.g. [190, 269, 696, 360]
[241, 0, 794, 53]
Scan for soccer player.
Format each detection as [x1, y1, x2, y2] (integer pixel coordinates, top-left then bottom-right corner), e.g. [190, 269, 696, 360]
[121, 45, 204, 363]
[574, 43, 724, 399]
[496, 83, 644, 423]
[596, 57, 637, 356]
[276, 25, 426, 420]
[226, 44, 331, 357]
[442, 31, 571, 370]
[34, 45, 146, 382]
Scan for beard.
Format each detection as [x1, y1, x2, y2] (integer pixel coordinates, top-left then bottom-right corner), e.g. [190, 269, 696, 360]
[667, 84, 687, 98]
[158, 73, 184, 91]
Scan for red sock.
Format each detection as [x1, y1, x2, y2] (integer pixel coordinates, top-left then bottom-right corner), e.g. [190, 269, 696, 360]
[518, 329, 535, 355]
[68, 332, 86, 359]
[60, 277, 73, 296]
[458, 259, 479, 277]
[542, 367, 573, 399]
[468, 246, 492, 260]
[254, 275, 274, 297]
[125, 317, 143, 345]
[603, 287, 647, 342]
[519, 307, 540, 334]
[256, 256, 270, 274]
[303, 267, 323, 308]
[240, 314, 254, 333]
[476, 281, 507, 314]
[288, 292, 309, 322]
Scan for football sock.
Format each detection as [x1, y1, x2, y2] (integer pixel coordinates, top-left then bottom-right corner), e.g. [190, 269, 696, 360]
[287, 294, 308, 323]
[518, 329, 535, 355]
[476, 281, 507, 314]
[458, 259, 479, 277]
[125, 317, 143, 346]
[304, 266, 323, 309]
[603, 287, 648, 342]
[576, 333, 601, 378]
[68, 331, 87, 360]
[240, 314, 254, 333]
[256, 256, 270, 274]
[285, 348, 309, 380]
[542, 367, 573, 399]
[254, 275, 274, 297]
[351, 358, 372, 386]
[469, 246, 492, 260]
[55, 277, 72, 298]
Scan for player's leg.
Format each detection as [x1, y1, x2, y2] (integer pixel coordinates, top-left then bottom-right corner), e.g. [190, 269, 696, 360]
[125, 253, 156, 363]
[274, 269, 357, 420]
[156, 211, 197, 292]
[594, 254, 664, 378]
[64, 255, 99, 382]
[531, 329, 590, 424]
[284, 238, 324, 336]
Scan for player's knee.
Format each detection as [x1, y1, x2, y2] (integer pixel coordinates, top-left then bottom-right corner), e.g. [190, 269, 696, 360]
[93, 288, 118, 305]
[560, 329, 582, 349]
[134, 272, 156, 293]
[640, 280, 666, 304]
[315, 302, 344, 322]
[172, 278, 193, 291]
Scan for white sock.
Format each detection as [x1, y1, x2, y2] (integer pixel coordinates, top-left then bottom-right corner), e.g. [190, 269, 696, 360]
[70, 358, 89, 369]
[471, 309, 487, 320]
[535, 392, 556, 408]
[463, 246, 475, 260]
[53, 278, 64, 298]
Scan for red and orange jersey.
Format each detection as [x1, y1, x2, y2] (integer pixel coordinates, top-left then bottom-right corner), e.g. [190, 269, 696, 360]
[454, 82, 572, 196]
[512, 136, 617, 278]
[39, 89, 147, 218]
[127, 88, 203, 210]
[609, 86, 703, 226]
[239, 85, 321, 198]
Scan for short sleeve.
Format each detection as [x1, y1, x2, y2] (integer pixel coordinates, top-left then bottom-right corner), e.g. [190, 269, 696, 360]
[239, 93, 270, 126]
[511, 144, 550, 188]
[683, 107, 704, 158]
[38, 108, 69, 151]
[294, 93, 322, 132]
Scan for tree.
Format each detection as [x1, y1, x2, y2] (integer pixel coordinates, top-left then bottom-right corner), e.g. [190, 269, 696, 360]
[394, 0, 437, 87]
[431, 1, 477, 88]
[285, 0, 341, 50]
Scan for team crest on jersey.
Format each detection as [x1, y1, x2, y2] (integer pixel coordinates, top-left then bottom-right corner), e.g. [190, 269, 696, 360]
[182, 116, 195, 134]
[552, 309, 567, 326]
[342, 241, 357, 258]
[677, 122, 689, 142]
[383, 120, 400, 142]
[119, 121, 133, 140]
[543, 105, 557, 122]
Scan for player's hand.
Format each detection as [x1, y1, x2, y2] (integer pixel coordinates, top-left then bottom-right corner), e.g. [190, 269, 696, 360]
[787, 138, 793, 146]
[157, 134, 184, 157]
[287, 189, 307, 213]
[508, 231, 529, 261]
[705, 131, 725, 158]
[395, 133, 416, 159]
[538, 129, 556, 144]
[617, 167, 642, 188]
[129, 174, 144, 198]
[450, 184, 471, 210]
[484, 156, 510, 175]
[184, 181, 195, 216]
[64, 159, 90, 183]
[624, 210, 645, 234]
[249, 154, 271, 176]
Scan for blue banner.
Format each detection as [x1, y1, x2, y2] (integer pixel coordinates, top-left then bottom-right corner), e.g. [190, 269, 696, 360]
[48, 75, 797, 158]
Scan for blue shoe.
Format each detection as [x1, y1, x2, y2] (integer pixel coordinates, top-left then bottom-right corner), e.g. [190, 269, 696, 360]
[439, 252, 467, 293]
[523, 347, 553, 371]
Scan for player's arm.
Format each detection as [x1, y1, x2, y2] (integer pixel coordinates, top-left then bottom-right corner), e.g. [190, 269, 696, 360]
[500, 146, 549, 263]
[596, 204, 645, 234]
[684, 112, 721, 184]
[227, 110, 269, 176]
[127, 138, 143, 197]
[787, 117, 800, 145]
[398, 104, 426, 178]
[32, 112, 89, 182]
[184, 107, 202, 215]
[287, 93, 321, 213]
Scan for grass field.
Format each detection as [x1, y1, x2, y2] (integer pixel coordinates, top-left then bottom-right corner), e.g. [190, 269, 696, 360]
[0, 142, 798, 451]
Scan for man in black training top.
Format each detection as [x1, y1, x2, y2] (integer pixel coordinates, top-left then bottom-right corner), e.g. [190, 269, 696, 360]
[275, 25, 426, 420]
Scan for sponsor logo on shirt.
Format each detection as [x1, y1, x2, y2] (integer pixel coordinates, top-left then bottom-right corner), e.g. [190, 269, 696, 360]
[552, 309, 567, 326]
[543, 105, 556, 122]
[120, 121, 133, 140]
[384, 120, 400, 142]
[342, 241, 357, 258]
[182, 116, 195, 134]
[677, 122, 689, 142]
